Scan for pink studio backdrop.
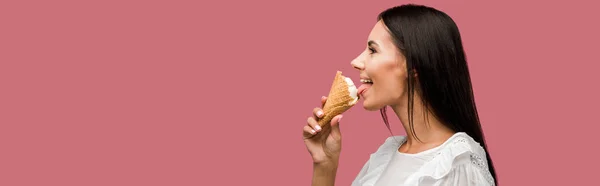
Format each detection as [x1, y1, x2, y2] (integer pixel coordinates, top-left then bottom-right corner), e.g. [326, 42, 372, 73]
[1, 0, 599, 185]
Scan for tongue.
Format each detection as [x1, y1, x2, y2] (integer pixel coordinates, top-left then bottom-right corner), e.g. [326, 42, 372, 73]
[358, 84, 372, 96]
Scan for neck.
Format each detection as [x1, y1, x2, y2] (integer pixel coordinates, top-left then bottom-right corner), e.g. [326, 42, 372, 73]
[390, 95, 455, 154]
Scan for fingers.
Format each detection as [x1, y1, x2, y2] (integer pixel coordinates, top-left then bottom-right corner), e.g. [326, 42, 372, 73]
[303, 116, 322, 139]
[307, 116, 322, 133]
[313, 107, 324, 119]
[304, 115, 343, 140]
[303, 96, 329, 140]
[303, 125, 317, 139]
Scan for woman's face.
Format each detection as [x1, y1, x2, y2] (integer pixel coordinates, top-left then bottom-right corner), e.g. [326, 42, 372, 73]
[351, 20, 409, 111]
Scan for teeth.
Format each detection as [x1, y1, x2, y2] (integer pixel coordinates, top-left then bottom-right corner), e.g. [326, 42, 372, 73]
[360, 79, 373, 83]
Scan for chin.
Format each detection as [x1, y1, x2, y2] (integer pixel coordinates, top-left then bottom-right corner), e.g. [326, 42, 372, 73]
[362, 100, 384, 111]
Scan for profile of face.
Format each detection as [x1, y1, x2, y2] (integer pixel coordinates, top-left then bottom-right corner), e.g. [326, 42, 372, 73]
[351, 20, 410, 111]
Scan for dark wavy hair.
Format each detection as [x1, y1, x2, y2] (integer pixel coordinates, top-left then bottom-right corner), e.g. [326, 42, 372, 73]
[377, 4, 498, 185]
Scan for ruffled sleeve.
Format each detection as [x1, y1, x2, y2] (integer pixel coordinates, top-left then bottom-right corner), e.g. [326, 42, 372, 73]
[422, 160, 495, 186]
[404, 133, 496, 186]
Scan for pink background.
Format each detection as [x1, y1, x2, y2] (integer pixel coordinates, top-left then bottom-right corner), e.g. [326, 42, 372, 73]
[2, 0, 599, 185]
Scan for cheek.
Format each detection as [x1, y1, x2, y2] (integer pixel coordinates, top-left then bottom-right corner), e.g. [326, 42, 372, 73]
[377, 66, 407, 99]
[385, 78, 406, 96]
[366, 55, 406, 92]
[366, 57, 399, 78]
[379, 60, 405, 86]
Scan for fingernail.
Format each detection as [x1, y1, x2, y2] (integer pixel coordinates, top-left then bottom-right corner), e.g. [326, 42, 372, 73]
[317, 110, 323, 117]
[315, 125, 322, 131]
[322, 96, 326, 99]
[311, 129, 316, 134]
[338, 116, 343, 122]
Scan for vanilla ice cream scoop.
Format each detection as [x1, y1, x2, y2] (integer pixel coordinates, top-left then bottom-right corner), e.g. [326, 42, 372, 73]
[344, 77, 359, 105]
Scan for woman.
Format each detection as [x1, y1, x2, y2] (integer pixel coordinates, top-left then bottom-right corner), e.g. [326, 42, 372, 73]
[302, 4, 498, 186]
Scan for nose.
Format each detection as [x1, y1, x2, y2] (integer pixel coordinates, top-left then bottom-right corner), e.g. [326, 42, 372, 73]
[351, 52, 365, 70]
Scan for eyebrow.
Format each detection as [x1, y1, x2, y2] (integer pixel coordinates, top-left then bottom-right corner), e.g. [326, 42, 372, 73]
[368, 40, 379, 47]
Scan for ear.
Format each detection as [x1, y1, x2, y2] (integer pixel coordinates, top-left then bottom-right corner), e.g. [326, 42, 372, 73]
[405, 68, 418, 78]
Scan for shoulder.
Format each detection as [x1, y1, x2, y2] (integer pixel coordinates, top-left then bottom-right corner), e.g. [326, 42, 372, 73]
[374, 132, 484, 157]
[439, 132, 487, 159]
[405, 132, 496, 185]
[377, 135, 406, 152]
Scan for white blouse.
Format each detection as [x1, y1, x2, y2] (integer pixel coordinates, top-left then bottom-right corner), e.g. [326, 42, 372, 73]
[351, 132, 496, 186]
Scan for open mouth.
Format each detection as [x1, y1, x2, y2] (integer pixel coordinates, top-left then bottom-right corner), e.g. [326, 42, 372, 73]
[360, 79, 373, 84]
[358, 79, 373, 97]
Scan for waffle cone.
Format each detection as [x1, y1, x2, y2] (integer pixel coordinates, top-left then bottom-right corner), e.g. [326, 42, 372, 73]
[317, 71, 358, 128]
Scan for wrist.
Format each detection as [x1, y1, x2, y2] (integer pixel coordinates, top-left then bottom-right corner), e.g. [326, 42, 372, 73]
[312, 161, 338, 185]
[313, 159, 339, 169]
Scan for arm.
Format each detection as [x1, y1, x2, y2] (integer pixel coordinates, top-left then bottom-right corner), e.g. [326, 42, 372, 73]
[312, 162, 338, 186]
[303, 96, 344, 186]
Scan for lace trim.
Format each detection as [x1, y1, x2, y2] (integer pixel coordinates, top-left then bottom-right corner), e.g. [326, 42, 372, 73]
[432, 136, 496, 186]
[453, 136, 495, 185]
[469, 149, 496, 186]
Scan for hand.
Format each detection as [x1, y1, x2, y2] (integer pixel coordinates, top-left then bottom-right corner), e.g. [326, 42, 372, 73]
[303, 96, 344, 165]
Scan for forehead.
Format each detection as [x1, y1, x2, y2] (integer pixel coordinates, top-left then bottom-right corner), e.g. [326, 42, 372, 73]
[368, 21, 394, 46]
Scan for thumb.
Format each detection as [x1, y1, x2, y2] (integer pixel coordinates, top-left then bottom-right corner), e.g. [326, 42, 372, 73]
[329, 115, 343, 140]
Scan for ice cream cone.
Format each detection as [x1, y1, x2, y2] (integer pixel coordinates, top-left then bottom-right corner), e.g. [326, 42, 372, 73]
[317, 71, 359, 128]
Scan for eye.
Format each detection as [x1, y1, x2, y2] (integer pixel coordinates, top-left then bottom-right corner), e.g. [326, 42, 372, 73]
[368, 47, 376, 54]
